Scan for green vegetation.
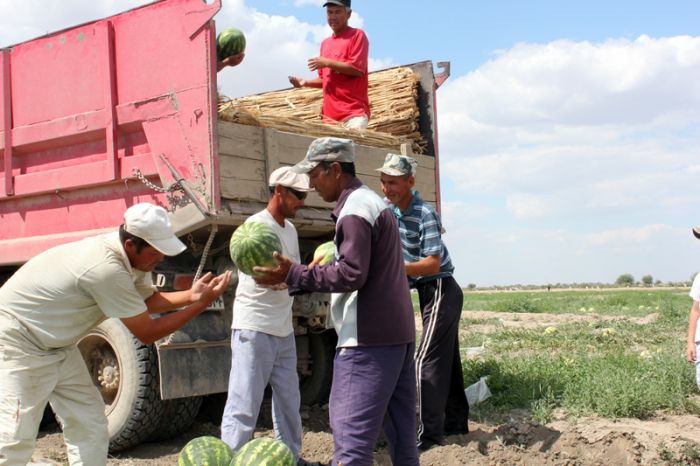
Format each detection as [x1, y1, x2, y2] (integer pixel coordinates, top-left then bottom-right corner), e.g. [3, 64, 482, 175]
[460, 288, 687, 317]
[616, 273, 636, 286]
[452, 288, 700, 423]
[658, 441, 700, 465]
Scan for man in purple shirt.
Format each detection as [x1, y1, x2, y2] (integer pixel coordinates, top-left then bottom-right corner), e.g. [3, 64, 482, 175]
[254, 137, 419, 466]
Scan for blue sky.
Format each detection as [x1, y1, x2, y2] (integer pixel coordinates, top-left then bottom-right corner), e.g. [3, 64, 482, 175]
[2, 0, 700, 286]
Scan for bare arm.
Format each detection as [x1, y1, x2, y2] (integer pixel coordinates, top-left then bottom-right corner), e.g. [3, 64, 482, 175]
[288, 76, 323, 89]
[144, 290, 193, 313]
[121, 271, 232, 344]
[405, 255, 441, 278]
[307, 56, 363, 77]
[687, 300, 700, 362]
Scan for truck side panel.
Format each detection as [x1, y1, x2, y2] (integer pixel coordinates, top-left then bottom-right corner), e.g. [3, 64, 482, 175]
[217, 121, 437, 211]
[0, 0, 220, 265]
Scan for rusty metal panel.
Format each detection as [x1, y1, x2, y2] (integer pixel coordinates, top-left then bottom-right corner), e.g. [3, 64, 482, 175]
[157, 342, 231, 399]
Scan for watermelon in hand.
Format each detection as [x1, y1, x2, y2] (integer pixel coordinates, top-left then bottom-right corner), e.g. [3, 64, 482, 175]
[178, 436, 233, 466]
[229, 222, 282, 276]
[312, 241, 336, 266]
[217, 28, 246, 61]
[230, 437, 295, 466]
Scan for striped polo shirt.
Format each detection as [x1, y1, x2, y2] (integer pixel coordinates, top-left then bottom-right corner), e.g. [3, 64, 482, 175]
[390, 192, 454, 287]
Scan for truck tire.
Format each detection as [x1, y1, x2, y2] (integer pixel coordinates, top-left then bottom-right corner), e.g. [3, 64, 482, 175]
[147, 396, 203, 441]
[298, 330, 336, 406]
[78, 319, 164, 452]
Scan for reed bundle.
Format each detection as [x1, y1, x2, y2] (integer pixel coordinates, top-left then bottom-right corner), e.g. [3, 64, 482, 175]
[218, 67, 426, 153]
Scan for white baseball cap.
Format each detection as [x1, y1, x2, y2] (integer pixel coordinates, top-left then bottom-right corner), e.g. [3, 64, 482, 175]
[123, 203, 187, 256]
[269, 166, 313, 191]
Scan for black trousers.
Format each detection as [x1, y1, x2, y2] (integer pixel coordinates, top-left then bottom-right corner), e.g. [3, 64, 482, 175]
[415, 276, 469, 447]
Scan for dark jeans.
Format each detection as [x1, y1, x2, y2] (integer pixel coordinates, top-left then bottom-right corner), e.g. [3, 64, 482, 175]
[329, 343, 419, 466]
[415, 276, 469, 448]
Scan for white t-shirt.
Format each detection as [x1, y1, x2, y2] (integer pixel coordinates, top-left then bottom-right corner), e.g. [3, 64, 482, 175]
[690, 274, 700, 342]
[232, 209, 300, 337]
[0, 232, 155, 350]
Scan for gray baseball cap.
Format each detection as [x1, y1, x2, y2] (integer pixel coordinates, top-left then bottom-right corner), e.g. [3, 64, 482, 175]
[292, 137, 355, 174]
[376, 153, 418, 177]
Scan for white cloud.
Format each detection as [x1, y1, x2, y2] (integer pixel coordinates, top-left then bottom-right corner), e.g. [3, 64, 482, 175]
[438, 35, 700, 225]
[441, 200, 492, 222]
[584, 224, 672, 246]
[293, 0, 324, 6]
[434, 35, 700, 284]
[506, 193, 551, 219]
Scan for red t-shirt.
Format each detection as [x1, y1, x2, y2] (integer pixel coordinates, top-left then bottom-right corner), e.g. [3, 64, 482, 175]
[318, 27, 370, 123]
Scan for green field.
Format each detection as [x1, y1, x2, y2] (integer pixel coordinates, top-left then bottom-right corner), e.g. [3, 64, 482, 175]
[415, 288, 700, 423]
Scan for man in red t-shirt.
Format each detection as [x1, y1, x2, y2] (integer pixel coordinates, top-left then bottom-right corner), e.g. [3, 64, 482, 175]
[288, 0, 370, 129]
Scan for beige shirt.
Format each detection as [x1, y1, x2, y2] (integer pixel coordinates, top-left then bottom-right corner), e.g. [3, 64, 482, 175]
[0, 232, 155, 350]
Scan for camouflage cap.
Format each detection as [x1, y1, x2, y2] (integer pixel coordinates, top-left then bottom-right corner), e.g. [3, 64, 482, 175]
[292, 137, 355, 174]
[376, 153, 418, 177]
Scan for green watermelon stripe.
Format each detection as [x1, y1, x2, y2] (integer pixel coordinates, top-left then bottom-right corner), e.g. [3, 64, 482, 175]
[230, 222, 282, 276]
[178, 436, 232, 466]
[231, 438, 294, 466]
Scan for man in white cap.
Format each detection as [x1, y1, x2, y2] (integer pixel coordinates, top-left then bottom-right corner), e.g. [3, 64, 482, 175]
[221, 167, 315, 465]
[0, 202, 231, 465]
[377, 154, 469, 451]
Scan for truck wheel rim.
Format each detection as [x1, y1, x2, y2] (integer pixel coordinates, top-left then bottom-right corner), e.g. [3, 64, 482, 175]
[78, 334, 121, 414]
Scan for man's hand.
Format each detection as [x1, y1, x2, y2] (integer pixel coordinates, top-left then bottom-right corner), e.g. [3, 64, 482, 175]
[688, 341, 697, 363]
[253, 252, 294, 286]
[217, 52, 245, 72]
[308, 255, 324, 269]
[190, 271, 232, 305]
[288, 76, 305, 88]
[307, 56, 329, 72]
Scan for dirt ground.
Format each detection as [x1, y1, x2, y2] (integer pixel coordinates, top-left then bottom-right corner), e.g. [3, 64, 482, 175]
[29, 311, 699, 465]
[30, 407, 700, 465]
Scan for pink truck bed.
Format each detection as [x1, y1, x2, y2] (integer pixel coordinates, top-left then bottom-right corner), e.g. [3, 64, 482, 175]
[0, 0, 222, 265]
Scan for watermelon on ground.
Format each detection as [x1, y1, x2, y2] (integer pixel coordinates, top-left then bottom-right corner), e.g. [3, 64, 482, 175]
[230, 437, 295, 466]
[229, 222, 282, 276]
[178, 436, 233, 466]
[312, 241, 336, 266]
[217, 28, 246, 61]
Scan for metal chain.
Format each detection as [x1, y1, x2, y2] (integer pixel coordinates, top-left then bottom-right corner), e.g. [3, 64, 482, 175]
[159, 226, 218, 348]
[194, 225, 218, 282]
[132, 168, 180, 193]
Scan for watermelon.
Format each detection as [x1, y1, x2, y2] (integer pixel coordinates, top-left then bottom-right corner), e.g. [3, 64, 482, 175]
[312, 241, 335, 266]
[229, 222, 282, 276]
[178, 436, 233, 466]
[230, 438, 295, 466]
[217, 28, 246, 61]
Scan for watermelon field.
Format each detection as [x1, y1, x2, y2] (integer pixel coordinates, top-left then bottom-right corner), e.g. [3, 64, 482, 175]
[31, 287, 700, 465]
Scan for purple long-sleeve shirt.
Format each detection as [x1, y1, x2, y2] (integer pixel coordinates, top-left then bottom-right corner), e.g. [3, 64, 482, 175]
[286, 178, 415, 347]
